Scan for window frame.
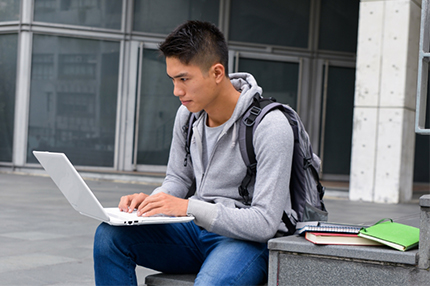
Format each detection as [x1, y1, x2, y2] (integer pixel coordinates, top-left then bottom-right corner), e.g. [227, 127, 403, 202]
[416, 0, 430, 134]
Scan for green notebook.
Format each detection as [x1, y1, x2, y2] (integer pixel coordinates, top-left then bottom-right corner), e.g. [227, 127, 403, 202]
[358, 219, 420, 251]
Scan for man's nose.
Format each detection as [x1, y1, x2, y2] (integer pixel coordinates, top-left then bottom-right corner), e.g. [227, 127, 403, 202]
[173, 84, 185, 97]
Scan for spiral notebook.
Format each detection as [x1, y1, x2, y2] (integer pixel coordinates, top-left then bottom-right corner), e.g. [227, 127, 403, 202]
[296, 221, 367, 235]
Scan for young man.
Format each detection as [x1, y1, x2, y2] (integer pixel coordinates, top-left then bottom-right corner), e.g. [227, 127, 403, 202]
[93, 20, 294, 286]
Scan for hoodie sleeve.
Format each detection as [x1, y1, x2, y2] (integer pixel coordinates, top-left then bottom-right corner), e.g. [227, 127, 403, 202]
[151, 105, 195, 198]
[187, 109, 294, 242]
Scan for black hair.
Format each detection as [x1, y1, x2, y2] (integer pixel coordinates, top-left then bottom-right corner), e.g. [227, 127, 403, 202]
[159, 20, 229, 75]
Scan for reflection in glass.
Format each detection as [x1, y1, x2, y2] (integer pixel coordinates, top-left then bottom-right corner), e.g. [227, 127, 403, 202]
[0, 0, 20, 22]
[229, 0, 310, 48]
[320, 66, 355, 175]
[318, 0, 359, 53]
[0, 34, 17, 162]
[34, 0, 122, 30]
[238, 58, 299, 109]
[136, 49, 180, 165]
[133, 0, 219, 34]
[27, 35, 119, 167]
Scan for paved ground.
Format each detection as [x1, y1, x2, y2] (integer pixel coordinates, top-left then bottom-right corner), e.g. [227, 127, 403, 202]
[0, 172, 426, 285]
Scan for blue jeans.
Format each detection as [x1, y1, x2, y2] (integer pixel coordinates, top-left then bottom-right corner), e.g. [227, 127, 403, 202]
[93, 221, 268, 286]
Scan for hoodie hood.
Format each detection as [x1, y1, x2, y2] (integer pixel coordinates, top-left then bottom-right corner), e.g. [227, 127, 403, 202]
[229, 72, 263, 124]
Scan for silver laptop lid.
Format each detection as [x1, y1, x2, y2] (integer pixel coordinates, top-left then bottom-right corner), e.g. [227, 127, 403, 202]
[33, 151, 110, 222]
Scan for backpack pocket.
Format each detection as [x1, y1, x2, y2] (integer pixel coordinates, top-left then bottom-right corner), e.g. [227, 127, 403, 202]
[303, 202, 328, 222]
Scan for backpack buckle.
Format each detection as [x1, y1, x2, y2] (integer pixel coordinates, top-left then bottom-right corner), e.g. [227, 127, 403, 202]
[244, 106, 261, 126]
[238, 163, 257, 206]
[238, 185, 251, 206]
[304, 157, 312, 169]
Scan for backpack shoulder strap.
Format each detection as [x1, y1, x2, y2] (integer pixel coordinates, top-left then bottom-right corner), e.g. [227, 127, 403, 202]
[239, 94, 292, 167]
[238, 94, 291, 204]
[182, 112, 196, 167]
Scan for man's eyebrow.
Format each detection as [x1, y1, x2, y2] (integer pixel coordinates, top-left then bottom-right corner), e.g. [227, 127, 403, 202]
[167, 72, 189, 79]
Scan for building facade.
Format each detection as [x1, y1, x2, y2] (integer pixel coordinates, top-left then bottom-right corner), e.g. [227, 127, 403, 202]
[0, 0, 428, 201]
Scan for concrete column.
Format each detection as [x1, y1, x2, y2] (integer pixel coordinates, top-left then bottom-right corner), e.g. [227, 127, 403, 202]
[350, 0, 421, 203]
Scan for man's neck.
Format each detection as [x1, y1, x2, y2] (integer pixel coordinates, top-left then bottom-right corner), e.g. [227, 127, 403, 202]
[205, 80, 241, 127]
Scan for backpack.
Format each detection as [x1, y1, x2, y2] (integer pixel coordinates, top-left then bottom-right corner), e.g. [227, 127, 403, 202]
[182, 93, 328, 235]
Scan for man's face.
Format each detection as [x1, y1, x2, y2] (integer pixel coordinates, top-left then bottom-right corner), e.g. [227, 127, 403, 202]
[166, 57, 218, 113]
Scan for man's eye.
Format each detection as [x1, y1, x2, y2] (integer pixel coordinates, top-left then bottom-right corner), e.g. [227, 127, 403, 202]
[181, 78, 187, 82]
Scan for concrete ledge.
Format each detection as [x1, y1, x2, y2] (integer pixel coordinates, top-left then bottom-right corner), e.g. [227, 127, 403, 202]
[145, 274, 196, 286]
[271, 250, 429, 285]
[268, 235, 418, 265]
[145, 273, 268, 286]
[420, 194, 430, 207]
[268, 235, 429, 286]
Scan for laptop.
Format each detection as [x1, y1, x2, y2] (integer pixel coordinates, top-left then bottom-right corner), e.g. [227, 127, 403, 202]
[33, 151, 194, 226]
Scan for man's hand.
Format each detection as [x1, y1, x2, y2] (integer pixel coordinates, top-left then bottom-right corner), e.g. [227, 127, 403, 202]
[118, 192, 188, 217]
[118, 193, 149, 213]
[137, 192, 188, 217]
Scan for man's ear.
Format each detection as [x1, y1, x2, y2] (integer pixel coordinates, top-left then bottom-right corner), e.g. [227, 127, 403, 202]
[212, 63, 225, 83]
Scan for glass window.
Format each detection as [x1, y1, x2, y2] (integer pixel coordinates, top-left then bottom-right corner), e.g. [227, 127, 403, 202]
[238, 58, 299, 109]
[229, 0, 310, 48]
[414, 71, 430, 183]
[0, 0, 20, 22]
[27, 35, 120, 167]
[136, 49, 180, 165]
[318, 0, 360, 53]
[320, 66, 355, 175]
[415, 134, 430, 183]
[33, 0, 122, 30]
[0, 34, 17, 162]
[133, 0, 219, 34]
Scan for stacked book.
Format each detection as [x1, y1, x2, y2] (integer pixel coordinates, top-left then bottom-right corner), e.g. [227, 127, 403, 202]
[297, 219, 420, 251]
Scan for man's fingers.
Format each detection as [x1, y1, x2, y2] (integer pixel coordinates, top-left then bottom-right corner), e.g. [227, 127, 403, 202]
[118, 193, 148, 212]
[137, 197, 163, 216]
[118, 195, 132, 212]
[128, 194, 146, 212]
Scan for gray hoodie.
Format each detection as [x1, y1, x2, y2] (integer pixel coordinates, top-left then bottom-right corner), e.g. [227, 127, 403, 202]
[152, 73, 294, 243]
